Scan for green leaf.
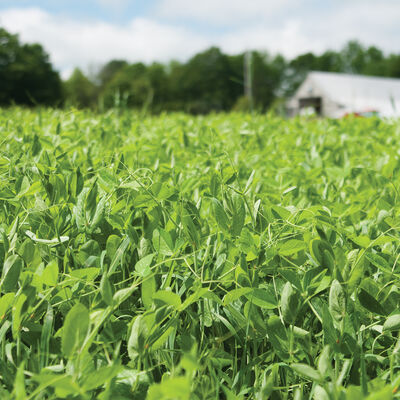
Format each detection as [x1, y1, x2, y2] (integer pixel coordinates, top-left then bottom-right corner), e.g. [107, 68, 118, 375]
[278, 239, 306, 256]
[223, 287, 253, 306]
[106, 235, 120, 261]
[358, 288, 387, 316]
[321, 304, 338, 349]
[313, 385, 329, 400]
[12, 294, 26, 339]
[280, 269, 302, 291]
[147, 376, 191, 400]
[291, 363, 322, 382]
[365, 252, 392, 274]
[153, 290, 181, 309]
[322, 249, 335, 275]
[150, 324, 176, 351]
[128, 315, 149, 361]
[100, 274, 114, 306]
[18, 239, 35, 264]
[212, 198, 229, 232]
[310, 239, 334, 265]
[181, 206, 200, 247]
[25, 230, 69, 246]
[383, 314, 400, 332]
[246, 288, 277, 309]
[98, 169, 119, 191]
[329, 279, 346, 323]
[61, 303, 89, 358]
[14, 362, 26, 400]
[33, 374, 83, 398]
[350, 235, 370, 248]
[107, 236, 130, 276]
[318, 345, 331, 376]
[244, 170, 255, 193]
[141, 275, 156, 310]
[82, 364, 123, 391]
[42, 260, 58, 286]
[113, 286, 137, 305]
[231, 193, 245, 236]
[281, 282, 300, 324]
[267, 316, 288, 359]
[86, 181, 98, 217]
[70, 267, 99, 281]
[1, 255, 23, 292]
[152, 229, 173, 256]
[71, 167, 84, 196]
[0, 292, 15, 319]
[88, 195, 107, 233]
[135, 253, 155, 277]
[74, 187, 89, 232]
[365, 386, 394, 400]
[16, 176, 30, 197]
[40, 303, 53, 369]
[180, 287, 209, 311]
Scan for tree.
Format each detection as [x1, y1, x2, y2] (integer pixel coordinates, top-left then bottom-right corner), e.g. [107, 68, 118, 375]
[179, 47, 236, 113]
[64, 68, 97, 108]
[147, 62, 170, 112]
[362, 46, 386, 76]
[102, 63, 152, 109]
[166, 61, 187, 111]
[97, 60, 128, 88]
[286, 52, 318, 95]
[340, 40, 367, 74]
[317, 50, 343, 72]
[385, 54, 400, 78]
[0, 27, 62, 106]
[251, 52, 286, 110]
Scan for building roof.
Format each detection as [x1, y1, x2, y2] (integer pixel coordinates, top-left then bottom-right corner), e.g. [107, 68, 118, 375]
[294, 71, 400, 117]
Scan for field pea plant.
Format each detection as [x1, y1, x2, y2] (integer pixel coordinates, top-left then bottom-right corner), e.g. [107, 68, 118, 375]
[0, 108, 400, 399]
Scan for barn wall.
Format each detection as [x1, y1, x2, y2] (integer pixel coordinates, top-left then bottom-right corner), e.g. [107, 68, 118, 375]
[288, 76, 333, 116]
[322, 98, 344, 118]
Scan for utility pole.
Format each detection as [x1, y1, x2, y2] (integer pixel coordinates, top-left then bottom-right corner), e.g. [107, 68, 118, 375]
[244, 50, 253, 111]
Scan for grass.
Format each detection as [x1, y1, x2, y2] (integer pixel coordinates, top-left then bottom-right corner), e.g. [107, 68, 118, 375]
[0, 108, 400, 399]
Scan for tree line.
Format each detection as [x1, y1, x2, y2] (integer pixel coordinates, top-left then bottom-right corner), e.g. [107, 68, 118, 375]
[1, 26, 400, 113]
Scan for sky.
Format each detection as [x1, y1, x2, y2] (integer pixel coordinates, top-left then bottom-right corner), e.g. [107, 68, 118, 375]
[0, 0, 399, 78]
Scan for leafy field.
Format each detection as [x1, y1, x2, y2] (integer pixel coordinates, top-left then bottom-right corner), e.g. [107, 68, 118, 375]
[0, 109, 400, 399]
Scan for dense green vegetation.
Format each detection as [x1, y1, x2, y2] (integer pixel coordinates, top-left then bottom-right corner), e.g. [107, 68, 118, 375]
[1, 109, 400, 399]
[0, 28, 62, 106]
[2, 25, 400, 112]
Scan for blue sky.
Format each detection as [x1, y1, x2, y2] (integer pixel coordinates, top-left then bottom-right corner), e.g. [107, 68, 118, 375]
[0, 1, 152, 24]
[1, 0, 399, 78]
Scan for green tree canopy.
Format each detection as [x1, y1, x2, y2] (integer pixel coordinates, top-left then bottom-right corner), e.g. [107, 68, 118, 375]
[97, 59, 128, 88]
[179, 47, 236, 113]
[0, 27, 62, 106]
[64, 68, 97, 108]
[1, 25, 400, 113]
[102, 63, 153, 108]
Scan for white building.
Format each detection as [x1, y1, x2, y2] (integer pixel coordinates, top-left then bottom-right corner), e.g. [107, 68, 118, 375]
[287, 71, 400, 118]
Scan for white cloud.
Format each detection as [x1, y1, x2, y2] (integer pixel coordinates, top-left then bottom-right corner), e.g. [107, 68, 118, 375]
[155, 0, 292, 25]
[0, 7, 208, 76]
[322, 2, 400, 54]
[217, 20, 325, 57]
[215, 1, 400, 56]
[0, 2, 399, 78]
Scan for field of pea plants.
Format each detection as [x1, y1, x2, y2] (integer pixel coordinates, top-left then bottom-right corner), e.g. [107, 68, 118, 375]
[0, 108, 400, 399]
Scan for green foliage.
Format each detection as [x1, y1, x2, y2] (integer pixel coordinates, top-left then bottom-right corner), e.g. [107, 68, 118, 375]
[0, 27, 62, 106]
[62, 42, 400, 113]
[64, 68, 97, 108]
[0, 109, 400, 399]
[2, 22, 400, 113]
